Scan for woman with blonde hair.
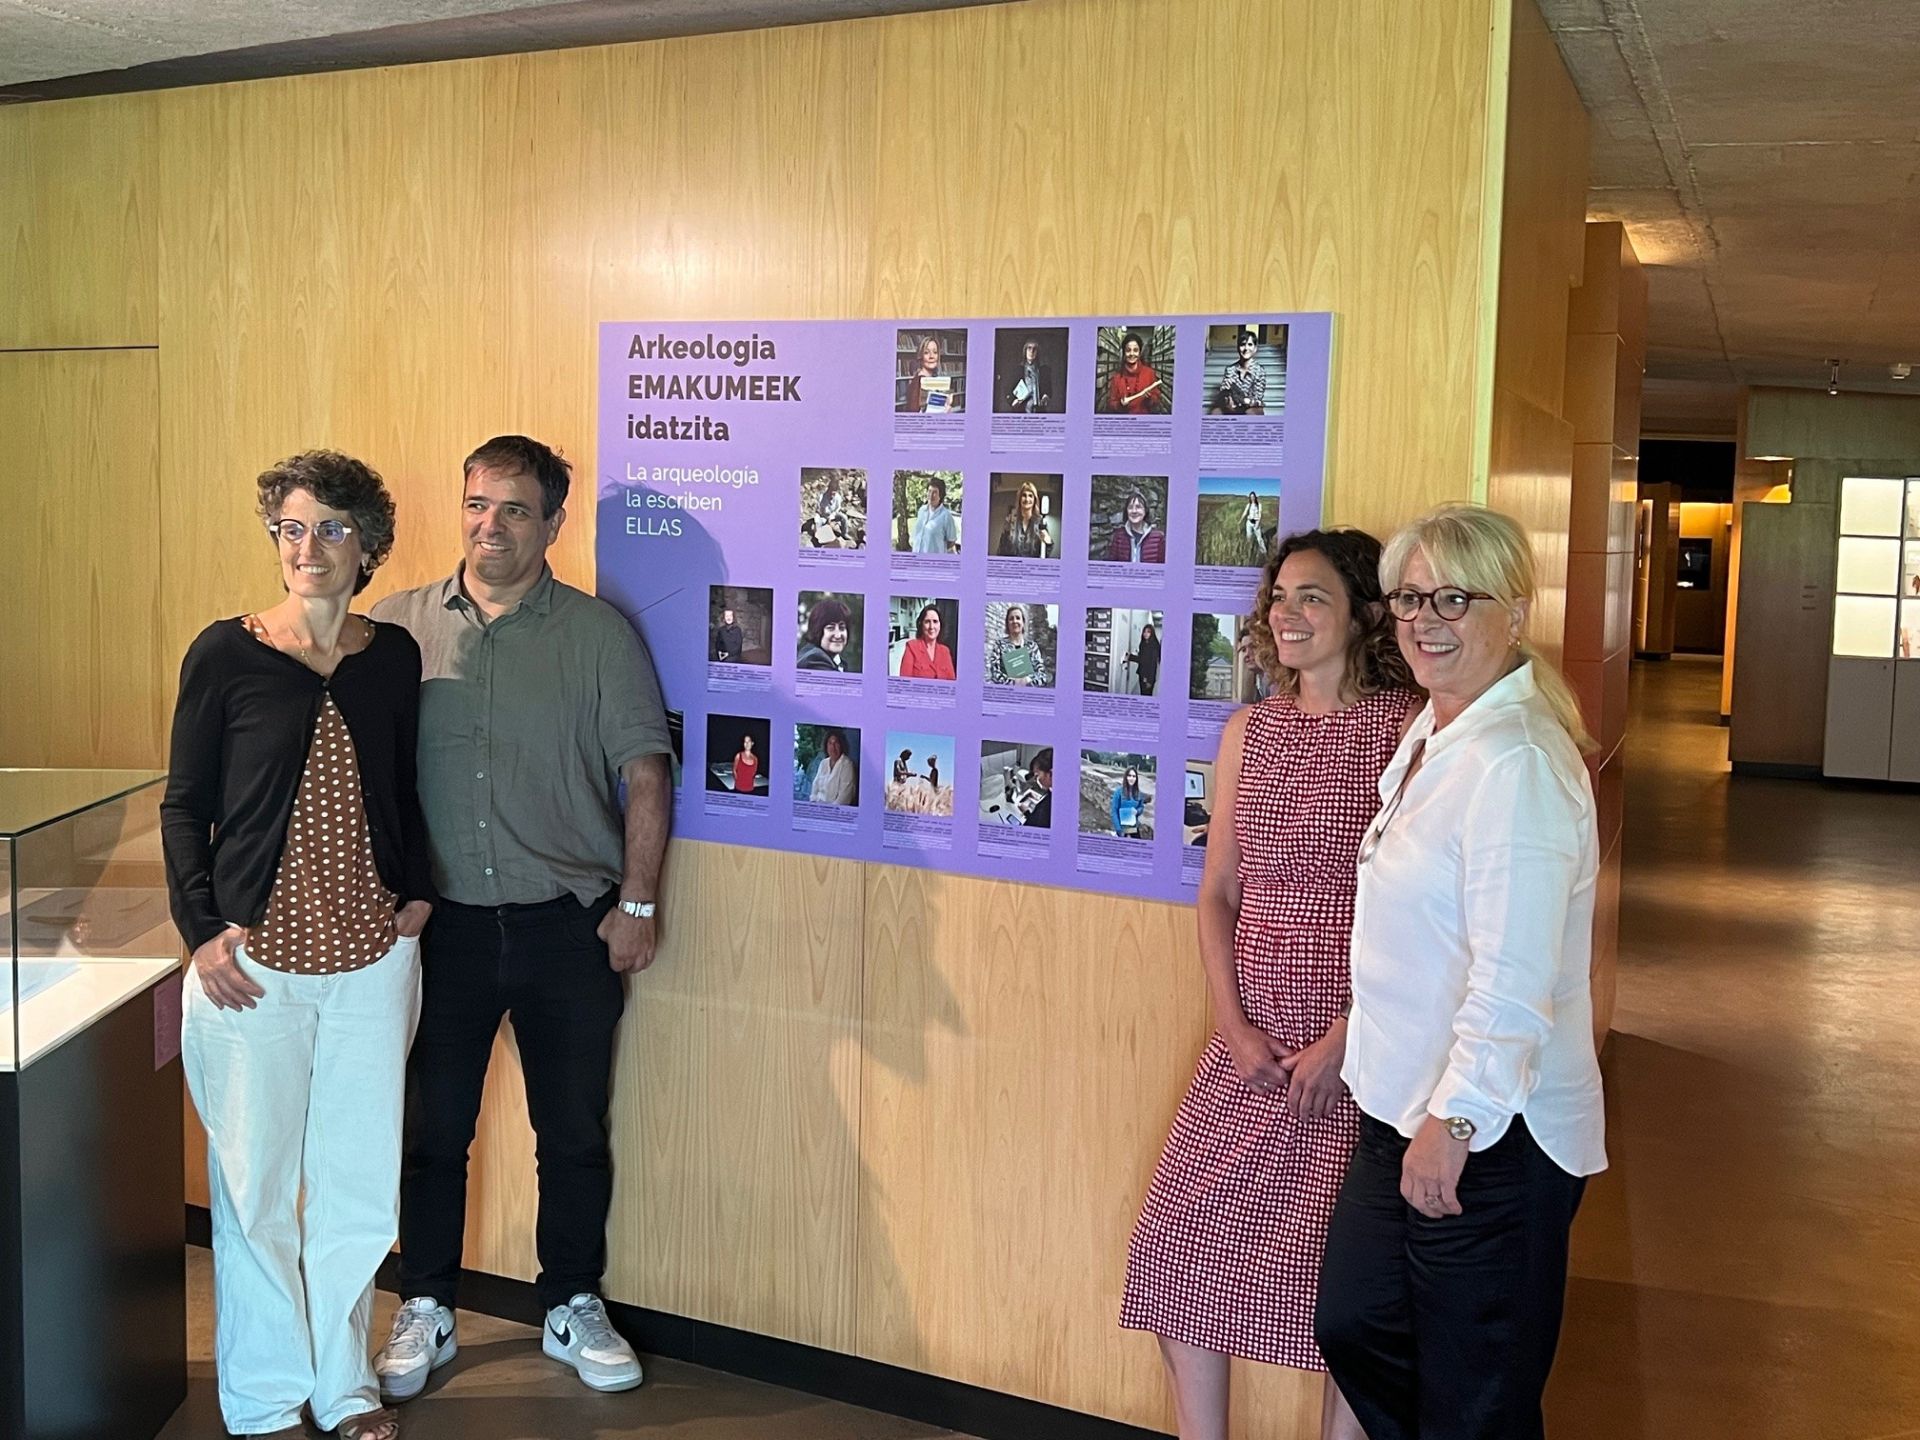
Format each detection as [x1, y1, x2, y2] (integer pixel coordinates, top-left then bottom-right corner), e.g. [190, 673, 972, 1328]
[1122, 528, 1420, 1440]
[996, 478, 1050, 558]
[1316, 504, 1604, 1440]
[905, 334, 953, 413]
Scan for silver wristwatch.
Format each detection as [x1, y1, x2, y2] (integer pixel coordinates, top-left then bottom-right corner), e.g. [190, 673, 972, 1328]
[618, 899, 657, 919]
[1443, 1115, 1477, 1143]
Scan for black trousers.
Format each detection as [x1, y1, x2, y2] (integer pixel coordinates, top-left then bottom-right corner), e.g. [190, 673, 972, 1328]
[398, 891, 625, 1311]
[1315, 1113, 1585, 1440]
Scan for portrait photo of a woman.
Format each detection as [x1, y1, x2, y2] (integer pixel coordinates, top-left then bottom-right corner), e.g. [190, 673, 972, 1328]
[997, 478, 1051, 558]
[1093, 479, 1168, 566]
[986, 602, 1055, 688]
[898, 329, 967, 414]
[1110, 766, 1147, 837]
[891, 598, 959, 681]
[796, 593, 862, 673]
[1096, 326, 1173, 415]
[992, 327, 1068, 415]
[704, 713, 771, 797]
[795, 724, 859, 808]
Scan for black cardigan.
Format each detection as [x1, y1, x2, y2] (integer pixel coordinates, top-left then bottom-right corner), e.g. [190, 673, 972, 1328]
[162, 617, 436, 952]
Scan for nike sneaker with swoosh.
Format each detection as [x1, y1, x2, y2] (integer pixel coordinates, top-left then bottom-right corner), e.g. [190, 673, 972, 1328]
[374, 1296, 457, 1401]
[543, 1294, 643, 1392]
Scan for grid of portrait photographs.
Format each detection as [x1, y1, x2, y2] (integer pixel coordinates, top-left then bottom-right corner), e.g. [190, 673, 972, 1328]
[691, 455, 1273, 863]
[598, 311, 1330, 907]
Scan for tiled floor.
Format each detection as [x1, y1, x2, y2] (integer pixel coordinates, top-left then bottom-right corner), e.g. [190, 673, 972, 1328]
[1546, 655, 1920, 1438]
[157, 1248, 969, 1440]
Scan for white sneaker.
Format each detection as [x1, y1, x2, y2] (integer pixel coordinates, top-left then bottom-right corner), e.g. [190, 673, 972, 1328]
[542, 1293, 643, 1392]
[375, 1296, 458, 1401]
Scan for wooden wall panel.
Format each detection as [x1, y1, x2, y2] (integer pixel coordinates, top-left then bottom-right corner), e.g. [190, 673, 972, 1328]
[1483, 0, 1587, 663]
[154, 63, 527, 673]
[1488, 0, 1588, 423]
[0, 95, 158, 348]
[1489, 390, 1576, 668]
[0, 351, 166, 768]
[856, 867, 1291, 1429]
[1484, 13, 1630, 1054]
[601, 843, 864, 1348]
[5, 0, 1539, 1433]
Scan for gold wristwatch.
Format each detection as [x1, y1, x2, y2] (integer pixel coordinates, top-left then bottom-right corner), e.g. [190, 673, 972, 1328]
[1444, 1115, 1476, 1143]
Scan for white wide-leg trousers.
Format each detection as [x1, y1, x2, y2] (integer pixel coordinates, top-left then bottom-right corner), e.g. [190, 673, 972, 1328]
[182, 935, 420, 1435]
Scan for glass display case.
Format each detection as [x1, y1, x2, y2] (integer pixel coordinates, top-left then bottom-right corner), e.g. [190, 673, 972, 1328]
[1825, 477, 1920, 781]
[1, 769, 186, 1440]
[2, 768, 177, 1070]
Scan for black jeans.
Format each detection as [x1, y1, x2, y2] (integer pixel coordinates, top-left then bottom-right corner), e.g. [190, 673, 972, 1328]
[398, 891, 625, 1311]
[1315, 1113, 1585, 1440]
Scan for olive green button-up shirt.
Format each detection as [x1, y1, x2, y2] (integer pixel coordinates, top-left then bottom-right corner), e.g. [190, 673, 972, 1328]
[371, 566, 671, 906]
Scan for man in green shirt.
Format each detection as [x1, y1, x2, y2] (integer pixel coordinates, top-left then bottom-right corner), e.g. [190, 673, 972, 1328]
[370, 435, 670, 1399]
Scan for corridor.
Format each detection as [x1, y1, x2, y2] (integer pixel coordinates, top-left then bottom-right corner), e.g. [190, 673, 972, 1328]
[1550, 656, 1920, 1438]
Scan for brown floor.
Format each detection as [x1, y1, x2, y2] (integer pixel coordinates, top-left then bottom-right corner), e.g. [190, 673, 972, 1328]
[1548, 655, 1920, 1439]
[157, 1247, 968, 1440]
[160, 656, 1920, 1438]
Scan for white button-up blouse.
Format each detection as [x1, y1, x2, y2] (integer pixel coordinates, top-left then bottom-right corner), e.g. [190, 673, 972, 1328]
[1342, 662, 1607, 1177]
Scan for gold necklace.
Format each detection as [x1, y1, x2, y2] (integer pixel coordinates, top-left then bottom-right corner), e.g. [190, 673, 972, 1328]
[283, 614, 366, 671]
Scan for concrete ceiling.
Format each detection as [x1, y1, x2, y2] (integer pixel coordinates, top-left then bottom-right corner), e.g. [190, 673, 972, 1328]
[1542, 0, 1920, 431]
[0, 0, 1002, 98]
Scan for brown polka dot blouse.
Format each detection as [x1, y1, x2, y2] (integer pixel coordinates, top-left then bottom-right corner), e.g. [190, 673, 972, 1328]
[244, 616, 398, 974]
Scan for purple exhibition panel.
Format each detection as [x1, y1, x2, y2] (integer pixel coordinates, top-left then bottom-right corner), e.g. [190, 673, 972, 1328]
[595, 313, 1332, 904]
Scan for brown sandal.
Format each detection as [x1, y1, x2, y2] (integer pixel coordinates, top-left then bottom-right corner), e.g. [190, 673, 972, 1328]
[337, 1408, 400, 1440]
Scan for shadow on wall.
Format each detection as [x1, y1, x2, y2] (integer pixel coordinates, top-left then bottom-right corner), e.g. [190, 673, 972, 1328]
[592, 476, 968, 1360]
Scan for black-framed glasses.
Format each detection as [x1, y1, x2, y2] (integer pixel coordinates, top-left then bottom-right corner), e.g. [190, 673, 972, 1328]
[1385, 586, 1497, 622]
[267, 518, 356, 547]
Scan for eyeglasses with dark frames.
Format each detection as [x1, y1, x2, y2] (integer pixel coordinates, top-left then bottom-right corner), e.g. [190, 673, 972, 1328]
[1384, 586, 1498, 622]
[267, 518, 356, 547]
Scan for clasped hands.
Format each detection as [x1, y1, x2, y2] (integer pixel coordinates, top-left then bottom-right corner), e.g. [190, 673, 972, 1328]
[1225, 1020, 1471, 1218]
[1223, 1018, 1348, 1119]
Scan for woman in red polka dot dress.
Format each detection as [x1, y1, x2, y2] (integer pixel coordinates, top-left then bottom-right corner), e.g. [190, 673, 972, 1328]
[1121, 528, 1420, 1440]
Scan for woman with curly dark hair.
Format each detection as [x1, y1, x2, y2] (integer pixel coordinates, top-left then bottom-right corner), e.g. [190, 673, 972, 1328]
[797, 596, 854, 671]
[1121, 528, 1420, 1440]
[163, 450, 433, 1440]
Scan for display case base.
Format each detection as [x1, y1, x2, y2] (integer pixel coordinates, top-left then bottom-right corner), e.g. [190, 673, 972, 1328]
[0, 978, 184, 1440]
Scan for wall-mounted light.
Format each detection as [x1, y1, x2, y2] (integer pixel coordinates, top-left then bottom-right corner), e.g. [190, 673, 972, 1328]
[1893, 363, 1912, 382]
[1829, 358, 1843, 396]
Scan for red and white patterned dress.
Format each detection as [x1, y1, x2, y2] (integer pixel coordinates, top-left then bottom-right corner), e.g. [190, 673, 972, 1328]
[1120, 687, 1420, 1369]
